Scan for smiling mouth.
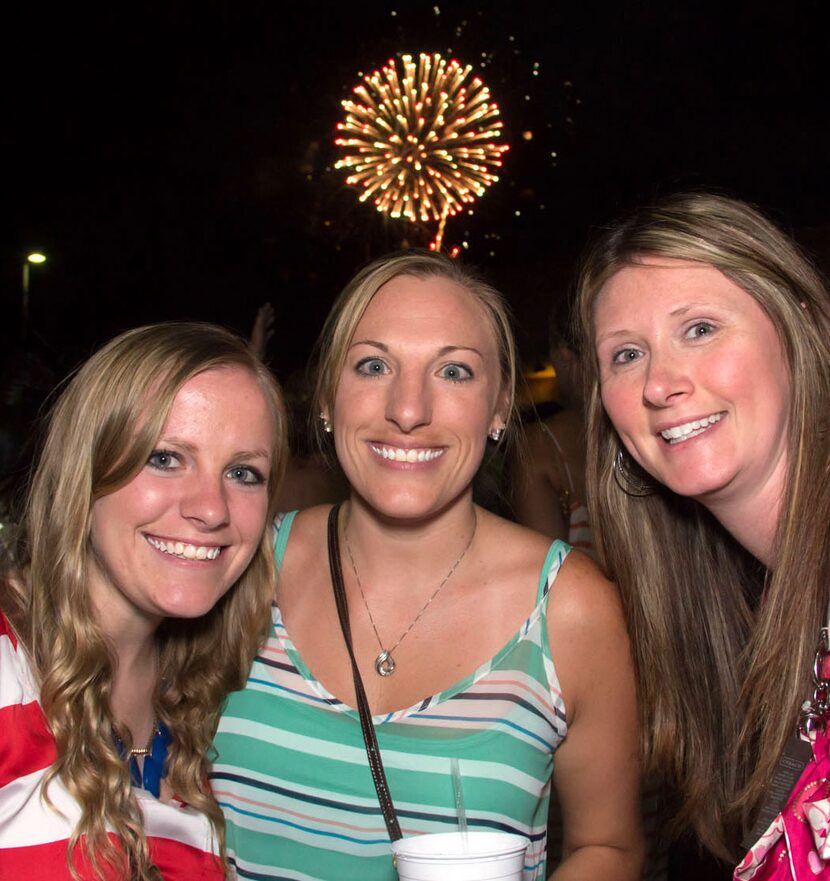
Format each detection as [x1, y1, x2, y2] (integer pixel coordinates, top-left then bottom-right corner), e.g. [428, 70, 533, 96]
[145, 535, 222, 560]
[370, 444, 445, 463]
[660, 412, 724, 444]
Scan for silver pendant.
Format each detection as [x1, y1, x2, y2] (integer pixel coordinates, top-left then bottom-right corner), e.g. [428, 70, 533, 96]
[375, 650, 396, 677]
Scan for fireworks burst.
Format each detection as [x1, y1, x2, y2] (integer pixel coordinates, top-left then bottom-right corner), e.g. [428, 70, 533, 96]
[335, 52, 509, 247]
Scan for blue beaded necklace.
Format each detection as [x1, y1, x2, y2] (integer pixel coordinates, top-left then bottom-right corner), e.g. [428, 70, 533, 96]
[116, 722, 172, 798]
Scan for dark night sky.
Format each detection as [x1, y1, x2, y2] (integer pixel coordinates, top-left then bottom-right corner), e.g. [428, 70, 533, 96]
[3, 1, 828, 379]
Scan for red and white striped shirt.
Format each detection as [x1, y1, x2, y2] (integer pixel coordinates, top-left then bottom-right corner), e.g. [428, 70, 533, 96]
[0, 613, 225, 880]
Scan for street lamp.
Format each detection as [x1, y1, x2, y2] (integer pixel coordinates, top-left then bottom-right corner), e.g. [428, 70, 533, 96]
[21, 252, 46, 339]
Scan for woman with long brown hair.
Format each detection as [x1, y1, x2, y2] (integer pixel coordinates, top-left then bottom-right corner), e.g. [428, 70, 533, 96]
[0, 322, 287, 880]
[575, 192, 830, 877]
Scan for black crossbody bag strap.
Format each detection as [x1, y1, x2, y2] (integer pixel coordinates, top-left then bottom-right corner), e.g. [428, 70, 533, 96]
[326, 504, 403, 841]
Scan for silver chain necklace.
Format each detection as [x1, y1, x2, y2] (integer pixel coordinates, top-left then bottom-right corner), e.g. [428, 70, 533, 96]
[343, 511, 477, 677]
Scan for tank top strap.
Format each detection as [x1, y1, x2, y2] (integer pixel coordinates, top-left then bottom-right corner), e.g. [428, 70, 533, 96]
[273, 510, 299, 568]
[536, 538, 571, 604]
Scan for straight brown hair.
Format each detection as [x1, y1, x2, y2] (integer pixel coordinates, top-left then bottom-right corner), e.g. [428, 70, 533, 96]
[575, 193, 830, 858]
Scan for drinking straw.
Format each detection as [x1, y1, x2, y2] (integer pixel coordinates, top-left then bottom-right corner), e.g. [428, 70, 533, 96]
[450, 757, 469, 852]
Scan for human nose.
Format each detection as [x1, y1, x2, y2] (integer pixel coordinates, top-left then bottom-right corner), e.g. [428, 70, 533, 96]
[180, 472, 231, 529]
[385, 369, 431, 433]
[642, 347, 693, 408]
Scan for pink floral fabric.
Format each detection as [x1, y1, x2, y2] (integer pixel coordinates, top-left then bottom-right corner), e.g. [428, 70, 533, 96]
[735, 733, 830, 879]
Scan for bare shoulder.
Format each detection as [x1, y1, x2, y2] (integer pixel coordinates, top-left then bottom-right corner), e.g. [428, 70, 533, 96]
[476, 509, 552, 577]
[547, 550, 632, 717]
[277, 505, 332, 593]
[548, 550, 624, 635]
[283, 504, 332, 542]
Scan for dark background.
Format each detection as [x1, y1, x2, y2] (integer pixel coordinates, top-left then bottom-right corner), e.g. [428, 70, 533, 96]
[3, 1, 828, 380]
[5, 4, 823, 876]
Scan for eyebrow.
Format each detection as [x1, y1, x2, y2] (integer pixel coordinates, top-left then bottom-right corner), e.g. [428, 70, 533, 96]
[669, 303, 704, 317]
[159, 438, 270, 460]
[349, 339, 388, 351]
[349, 340, 484, 358]
[232, 449, 272, 461]
[436, 345, 483, 358]
[594, 329, 633, 346]
[596, 302, 719, 344]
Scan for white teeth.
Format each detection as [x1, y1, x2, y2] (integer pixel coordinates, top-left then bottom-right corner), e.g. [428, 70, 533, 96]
[146, 536, 221, 560]
[661, 412, 723, 444]
[370, 444, 445, 463]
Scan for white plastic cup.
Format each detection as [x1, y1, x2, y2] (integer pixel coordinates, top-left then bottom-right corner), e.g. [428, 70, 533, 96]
[392, 830, 528, 881]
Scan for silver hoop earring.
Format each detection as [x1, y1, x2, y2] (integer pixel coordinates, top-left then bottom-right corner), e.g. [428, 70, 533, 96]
[613, 448, 654, 497]
[488, 427, 504, 442]
[320, 413, 333, 434]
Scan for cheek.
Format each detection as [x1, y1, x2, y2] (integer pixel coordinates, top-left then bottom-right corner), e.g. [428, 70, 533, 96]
[599, 379, 636, 433]
[91, 486, 139, 538]
[705, 344, 783, 409]
[102, 477, 166, 523]
[231, 494, 270, 543]
[88, 503, 130, 584]
[332, 380, 376, 427]
[88, 516, 110, 564]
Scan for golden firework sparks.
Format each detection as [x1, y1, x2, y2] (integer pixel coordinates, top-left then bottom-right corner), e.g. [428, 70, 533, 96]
[335, 52, 509, 242]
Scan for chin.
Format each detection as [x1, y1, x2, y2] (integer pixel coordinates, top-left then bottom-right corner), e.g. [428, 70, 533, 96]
[157, 591, 228, 620]
[367, 493, 447, 522]
[662, 470, 733, 502]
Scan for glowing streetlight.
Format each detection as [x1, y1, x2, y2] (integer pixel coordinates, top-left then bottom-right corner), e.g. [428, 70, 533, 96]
[22, 252, 47, 338]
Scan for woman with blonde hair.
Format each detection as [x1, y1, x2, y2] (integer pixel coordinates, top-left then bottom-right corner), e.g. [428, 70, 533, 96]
[214, 251, 643, 880]
[0, 322, 287, 880]
[575, 192, 830, 877]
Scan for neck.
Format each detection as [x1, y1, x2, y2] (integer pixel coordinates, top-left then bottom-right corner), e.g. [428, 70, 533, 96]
[111, 635, 158, 736]
[343, 494, 478, 587]
[91, 600, 160, 744]
[700, 473, 784, 569]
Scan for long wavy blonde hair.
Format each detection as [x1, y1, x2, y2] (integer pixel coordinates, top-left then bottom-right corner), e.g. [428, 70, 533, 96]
[575, 193, 830, 858]
[2, 322, 287, 879]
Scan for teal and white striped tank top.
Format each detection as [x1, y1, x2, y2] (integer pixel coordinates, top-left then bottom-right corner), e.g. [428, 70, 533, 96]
[212, 512, 570, 880]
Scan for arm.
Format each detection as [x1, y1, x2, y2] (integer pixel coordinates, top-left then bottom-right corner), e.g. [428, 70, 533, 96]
[512, 425, 570, 541]
[546, 552, 644, 880]
[249, 302, 275, 360]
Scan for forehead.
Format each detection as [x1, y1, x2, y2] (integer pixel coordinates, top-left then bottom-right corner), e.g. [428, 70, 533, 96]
[162, 366, 272, 432]
[595, 257, 761, 325]
[354, 274, 498, 350]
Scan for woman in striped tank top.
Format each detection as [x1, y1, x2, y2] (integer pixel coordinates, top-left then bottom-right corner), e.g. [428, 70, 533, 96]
[213, 251, 643, 880]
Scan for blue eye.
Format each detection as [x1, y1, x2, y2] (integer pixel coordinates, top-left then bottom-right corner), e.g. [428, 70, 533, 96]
[686, 321, 716, 339]
[147, 449, 181, 471]
[227, 465, 265, 486]
[611, 347, 642, 365]
[356, 357, 389, 376]
[439, 363, 473, 382]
